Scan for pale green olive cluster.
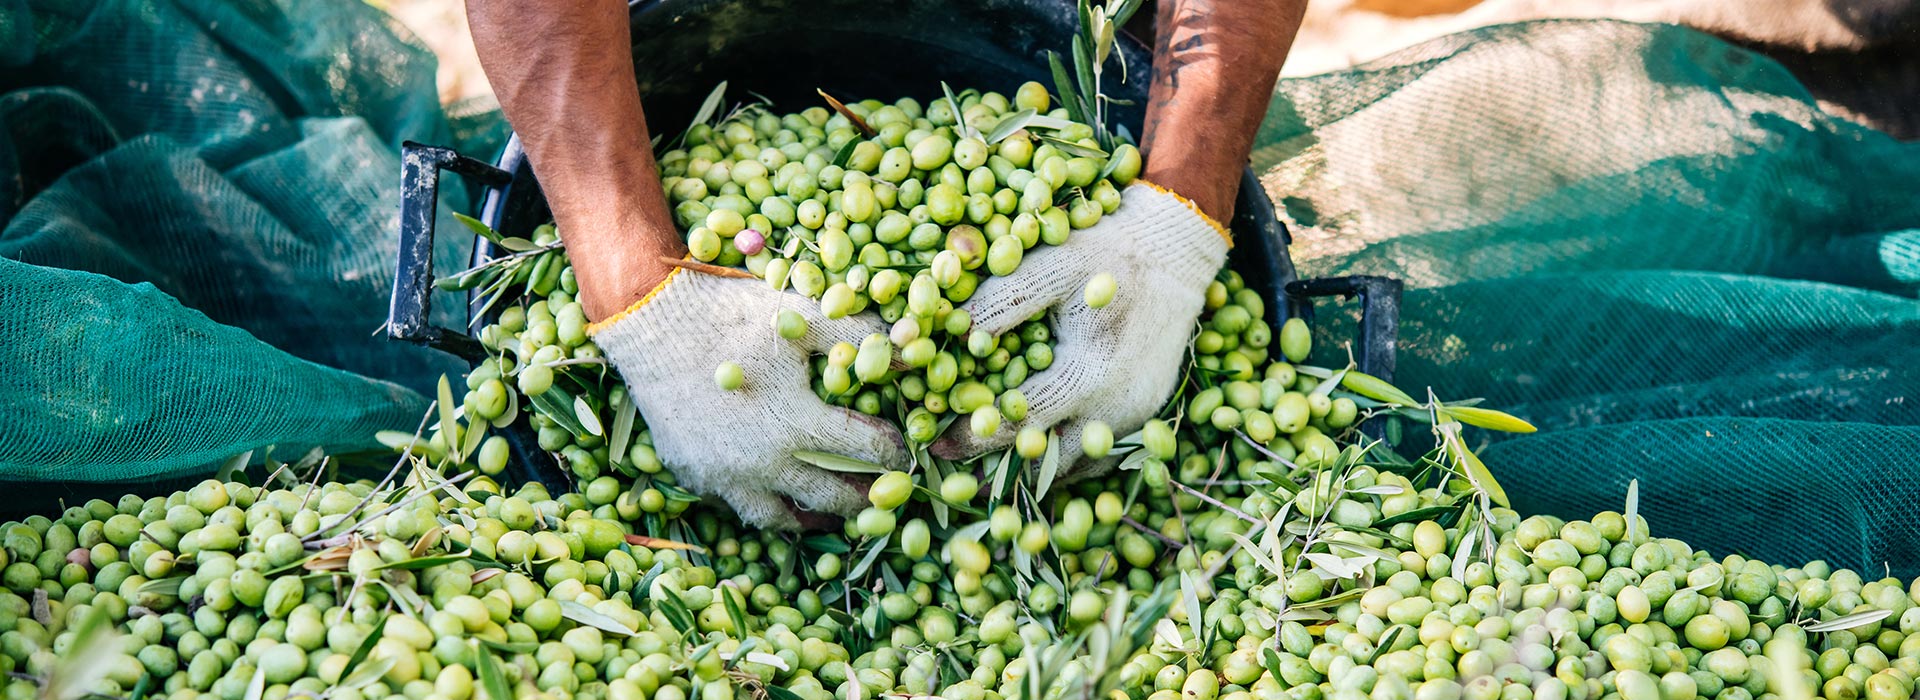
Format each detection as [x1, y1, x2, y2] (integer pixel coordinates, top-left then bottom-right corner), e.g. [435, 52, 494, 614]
[658, 82, 1139, 440]
[377, 218, 1910, 700]
[1117, 477, 1920, 700]
[8, 374, 1914, 700]
[1179, 270, 1358, 472]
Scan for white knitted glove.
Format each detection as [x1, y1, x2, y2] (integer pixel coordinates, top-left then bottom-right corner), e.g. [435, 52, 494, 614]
[934, 183, 1231, 477]
[590, 266, 907, 528]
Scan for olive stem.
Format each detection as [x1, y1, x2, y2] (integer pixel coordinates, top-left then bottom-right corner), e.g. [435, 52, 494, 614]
[539, 358, 610, 368]
[306, 471, 474, 548]
[1198, 538, 1245, 589]
[1121, 517, 1184, 550]
[1170, 480, 1260, 525]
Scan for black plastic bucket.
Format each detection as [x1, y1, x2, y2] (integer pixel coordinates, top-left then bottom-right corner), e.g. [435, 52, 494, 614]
[389, 0, 1401, 486]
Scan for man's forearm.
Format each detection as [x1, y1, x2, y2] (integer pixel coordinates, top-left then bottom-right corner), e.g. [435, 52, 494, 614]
[467, 0, 682, 322]
[1139, 0, 1307, 222]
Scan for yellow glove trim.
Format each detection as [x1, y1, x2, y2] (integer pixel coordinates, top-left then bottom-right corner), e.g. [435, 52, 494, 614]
[1135, 179, 1234, 249]
[585, 262, 687, 336]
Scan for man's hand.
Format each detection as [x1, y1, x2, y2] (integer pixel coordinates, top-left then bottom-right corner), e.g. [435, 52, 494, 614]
[933, 184, 1229, 472]
[933, 0, 1305, 475]
[590, 268, 907, 527]
[468, 0, 908, 527]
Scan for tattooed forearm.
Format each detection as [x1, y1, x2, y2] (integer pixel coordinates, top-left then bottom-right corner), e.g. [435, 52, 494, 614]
[1144, 1, 1215, 142]
[1139, 0, 1308, 222]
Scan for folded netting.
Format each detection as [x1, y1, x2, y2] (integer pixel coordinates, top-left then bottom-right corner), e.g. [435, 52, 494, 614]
[0, 0, 501, 495]
[1252, 20, 1920, 574]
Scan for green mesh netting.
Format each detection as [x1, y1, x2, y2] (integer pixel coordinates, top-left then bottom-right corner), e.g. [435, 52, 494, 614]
[0, 0, 503, 499]
[1252, 20, 1920, 574]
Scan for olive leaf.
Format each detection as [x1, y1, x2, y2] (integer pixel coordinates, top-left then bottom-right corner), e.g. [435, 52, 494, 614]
[339, 655, 397, 692]
[436, 375, 460, 456]
[334, 614, 389, 688]
[720, 583, 751, 636]
[829, 138, 860, 169]
[453, 212, 506, 245]
[947, 520, 993, 546]
[138, 576, 185, 598]
[458, 419, 488, 466]
[725, 650, 792, 673]
[1047, 52, 1088, 125]
[815, 89, 875, 137]
[1624, 479, 1643, 543]
[1034, 431, 1063, 503]
[526, 386, 588, 437]
[608, 393, 638, 468]
[985, 109, 1037, 144]
[845, 534, 891, 581]
[1303, 552, 1364, 580]
[1288, 588, 1366, 612]
[800, 534, 852, 554]
[654, 481, 704, 504]
[793, 451, 889, 474]
[623, 534, 705, 552]
[723, 637, 758, 671]
[1450, 523, 1481, 582]
[215, 450, 253, 484]
[1442, 405, 1538, 433]
[924, 457, 951, 529]
[559, 601, 636, 636]
[755, 686, 805, 700]
[42, 604, 119, 700]
[478, 639, 538, 655]
[689, 81, 729, 136]
[940, 81, 982, 141]
[472, 642, 512, 700]
[1366, 625, 1411, 665]
[654, 589, 697, 637]
[988, 449, 1016, 507]
[632, 560, 669, 610]
[242, 666, 267, 700]
[1436, 418, 1511, 508]
[1227, 531, 1283, 578]
[1339, 370, 1419, 407]
[1036, 135, 1109, 159]
[496, 236, 540, 253]
[1180, 571, 1209, 652]
[1805, 609, 1893, 633]
[371, 552, 482, 571]
[573, 396, 604, 437]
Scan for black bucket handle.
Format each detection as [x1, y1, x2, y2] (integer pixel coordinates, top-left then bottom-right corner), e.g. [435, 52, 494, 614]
[387, 141, 513, 361]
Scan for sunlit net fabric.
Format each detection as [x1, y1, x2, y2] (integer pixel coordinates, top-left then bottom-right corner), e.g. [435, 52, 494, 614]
[0, 0, 503, 501]
[1252, 20, 1920, 575]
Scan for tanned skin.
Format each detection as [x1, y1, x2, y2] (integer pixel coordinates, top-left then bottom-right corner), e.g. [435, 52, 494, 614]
[1141, 0, 1308, 223]
[467, 0, 682, 323]
[468, 0, 1305, 323]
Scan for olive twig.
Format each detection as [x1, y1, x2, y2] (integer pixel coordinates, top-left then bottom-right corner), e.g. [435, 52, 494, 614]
[1168, 480, 1259, 525]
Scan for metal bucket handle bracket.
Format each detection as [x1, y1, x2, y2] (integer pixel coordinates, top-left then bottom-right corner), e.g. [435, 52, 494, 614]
[1285, 275, 1404, 382]
[388, 141, 513, 361]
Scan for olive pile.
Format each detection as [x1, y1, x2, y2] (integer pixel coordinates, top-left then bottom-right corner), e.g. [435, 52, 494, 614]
[445, 82, 1136, 495]
[8, 258, 1909, 700]
[656, 82, 1138, 440]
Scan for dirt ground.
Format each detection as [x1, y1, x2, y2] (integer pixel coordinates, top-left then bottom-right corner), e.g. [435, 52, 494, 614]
[381, 0, 1917, 139]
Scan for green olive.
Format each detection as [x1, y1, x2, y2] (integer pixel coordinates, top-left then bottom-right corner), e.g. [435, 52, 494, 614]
[869, 472, 913, 511]
[714, 362, 745, 391]
[1083, 273, 1117, 309]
